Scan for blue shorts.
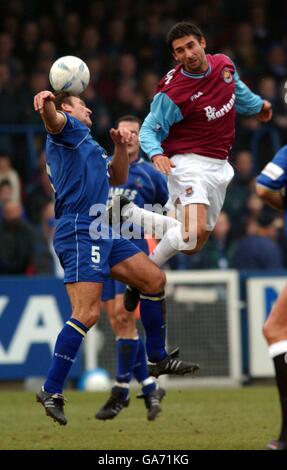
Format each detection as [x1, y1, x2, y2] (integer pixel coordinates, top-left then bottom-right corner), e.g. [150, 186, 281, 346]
[54, 215, 141, 284]
[101, 237, 149, 302]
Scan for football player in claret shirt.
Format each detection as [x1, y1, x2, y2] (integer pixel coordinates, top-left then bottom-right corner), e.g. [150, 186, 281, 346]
[256, 147, 287, 450]
[123, 21, 273, 311]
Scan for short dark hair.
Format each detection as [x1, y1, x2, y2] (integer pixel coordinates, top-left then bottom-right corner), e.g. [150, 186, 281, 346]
[54, 92, 79, 110]
[167, 21, 204, 52]
[115, 115, 142, 127]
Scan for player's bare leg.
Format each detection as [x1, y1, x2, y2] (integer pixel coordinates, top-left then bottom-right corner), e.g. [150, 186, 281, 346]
[263, 285, 287, 450]
[180, 203, 211, 254]
[37, 282, 102, 425]
[124, 202, 211, 310]
[112, 252, 199, 377]
[97, 295, 165, 421]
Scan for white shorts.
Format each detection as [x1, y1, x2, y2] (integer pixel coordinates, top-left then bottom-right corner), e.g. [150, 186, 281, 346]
[166, 153, 234, 231]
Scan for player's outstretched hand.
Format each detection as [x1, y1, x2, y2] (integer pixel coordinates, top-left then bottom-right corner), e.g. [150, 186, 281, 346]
[34, 91, 56, 114]
[152, 154, 176, 176]
[110, 128, 133, 146]
[257, 100, 273, 123]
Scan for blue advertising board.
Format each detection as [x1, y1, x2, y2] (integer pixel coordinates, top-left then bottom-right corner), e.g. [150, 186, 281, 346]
[0, 278, 82, 379]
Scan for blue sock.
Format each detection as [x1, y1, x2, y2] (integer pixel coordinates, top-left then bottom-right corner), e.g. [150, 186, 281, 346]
[141, 379, 156, 396]
[115, 338, 139, 400]
[133, 338, 149, 383]
[44, 318, 88, 394]
[133, 338, 156, 395]
[139, 292, 167, 363]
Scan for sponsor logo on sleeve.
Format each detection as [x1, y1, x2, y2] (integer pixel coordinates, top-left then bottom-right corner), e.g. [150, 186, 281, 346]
[262, 162, 284, 180]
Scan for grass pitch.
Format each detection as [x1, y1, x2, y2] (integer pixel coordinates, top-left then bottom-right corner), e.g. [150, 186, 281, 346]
[0, 386, 279, 450]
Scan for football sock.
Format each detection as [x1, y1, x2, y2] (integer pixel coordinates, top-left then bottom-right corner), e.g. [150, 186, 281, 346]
[140, 292, 167, 363]
[44, 318, 88, 394]
[133, 338, 150, 382]
[115, 338, 139, 400]
[270, 347, 287, 441]
[122, 203, 181, 238]
[149, 225, 197, 267]
[141, 377, 157, 396]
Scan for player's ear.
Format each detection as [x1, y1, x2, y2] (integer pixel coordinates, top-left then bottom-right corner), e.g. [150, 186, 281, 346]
[172, 51, 179, 61]
[200, 37, 206, 50]
[61, 102, 73, 113]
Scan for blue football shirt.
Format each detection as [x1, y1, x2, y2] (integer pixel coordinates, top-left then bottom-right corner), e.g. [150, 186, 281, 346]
[257, 145, 287, 233]
[107, 156, 168, 209]
[45, 112, 110, 219]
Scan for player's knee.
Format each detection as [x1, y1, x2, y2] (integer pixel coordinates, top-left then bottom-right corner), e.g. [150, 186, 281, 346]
[74, 306, 100, 329]
[181, 227, 206, 254]
[148, 269, 166, 293]
[112, 315, 136, 336]
[263, 316, 278, 344]
[182, 234, 206, 255]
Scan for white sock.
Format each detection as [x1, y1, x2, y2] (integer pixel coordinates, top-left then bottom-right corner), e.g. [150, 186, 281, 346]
[149, 225, 197, 267]
[122, 203, 181, 238]
[268, 340, 287, 358]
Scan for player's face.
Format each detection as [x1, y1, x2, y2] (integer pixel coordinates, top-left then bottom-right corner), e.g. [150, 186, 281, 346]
[117, 121, 140, 160]
[172, 35, 208, 74]
[69, 97, 92, 127]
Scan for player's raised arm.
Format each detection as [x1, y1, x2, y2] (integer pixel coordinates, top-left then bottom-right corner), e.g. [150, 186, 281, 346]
[34, 90, 66, 133]
[108, 127, 132, 186]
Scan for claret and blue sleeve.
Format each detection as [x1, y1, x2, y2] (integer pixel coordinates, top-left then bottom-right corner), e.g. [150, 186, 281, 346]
[139, 92, 183, 159]
[234, 68, 264, 115]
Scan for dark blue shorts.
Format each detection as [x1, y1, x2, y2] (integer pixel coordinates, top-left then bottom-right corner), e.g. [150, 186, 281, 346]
[54, 215, 141, 284]
[101, 237, 149, 302]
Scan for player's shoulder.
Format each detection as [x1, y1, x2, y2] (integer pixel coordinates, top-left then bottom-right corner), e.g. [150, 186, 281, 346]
[209, 53, 235, 74]
[134, 157, 154, 173]
[134, 157, 160, 178]
[157, 64, 183, 93]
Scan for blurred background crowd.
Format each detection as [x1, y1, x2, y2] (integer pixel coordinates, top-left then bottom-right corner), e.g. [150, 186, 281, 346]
[1, 0, 287, 275]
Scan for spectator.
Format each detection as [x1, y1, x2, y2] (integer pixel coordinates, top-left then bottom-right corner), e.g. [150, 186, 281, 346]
[200, 212, 235, 269]
[0, 179, 13, 218]
[0, 152, 21, 203]
[232, 213, 284, 270]
[25, 165, 54, 226]
[34, 201, 63, 277]
[224, 150, 255, 235]
[0, 200, 35, 274]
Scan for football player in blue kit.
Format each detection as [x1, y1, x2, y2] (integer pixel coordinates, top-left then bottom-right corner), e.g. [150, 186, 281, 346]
[33, 91, 196, 425]
[256, 146, 287, 450]
[96, 115, 170, 421]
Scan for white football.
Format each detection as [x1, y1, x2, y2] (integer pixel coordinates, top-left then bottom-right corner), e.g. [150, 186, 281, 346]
[78, 368, 111, 392]
[49, 55, 90, 95]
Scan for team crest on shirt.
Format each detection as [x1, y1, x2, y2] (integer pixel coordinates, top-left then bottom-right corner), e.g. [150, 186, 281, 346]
[222, 67, 233, 83]
[134, 177, 143, 188]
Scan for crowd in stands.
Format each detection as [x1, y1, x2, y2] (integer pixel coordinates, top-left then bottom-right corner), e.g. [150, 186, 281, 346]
[0, 0, 287, 274]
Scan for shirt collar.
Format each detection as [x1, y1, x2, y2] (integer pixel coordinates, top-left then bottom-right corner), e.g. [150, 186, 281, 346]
[180, 62, 212, 79]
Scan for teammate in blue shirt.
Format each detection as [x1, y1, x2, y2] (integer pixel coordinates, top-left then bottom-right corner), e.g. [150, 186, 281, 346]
[256, 146, 287, 450]
[33, 90, 180, 425]
[97, 115, 169, 420]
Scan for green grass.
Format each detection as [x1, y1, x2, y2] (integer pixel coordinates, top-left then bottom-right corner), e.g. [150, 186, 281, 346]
[0, 387, 280, 450]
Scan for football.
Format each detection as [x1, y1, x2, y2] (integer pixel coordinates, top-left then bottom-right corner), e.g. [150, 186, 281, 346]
[77, 368, 111, 392]
[49, 55, 90, 95]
